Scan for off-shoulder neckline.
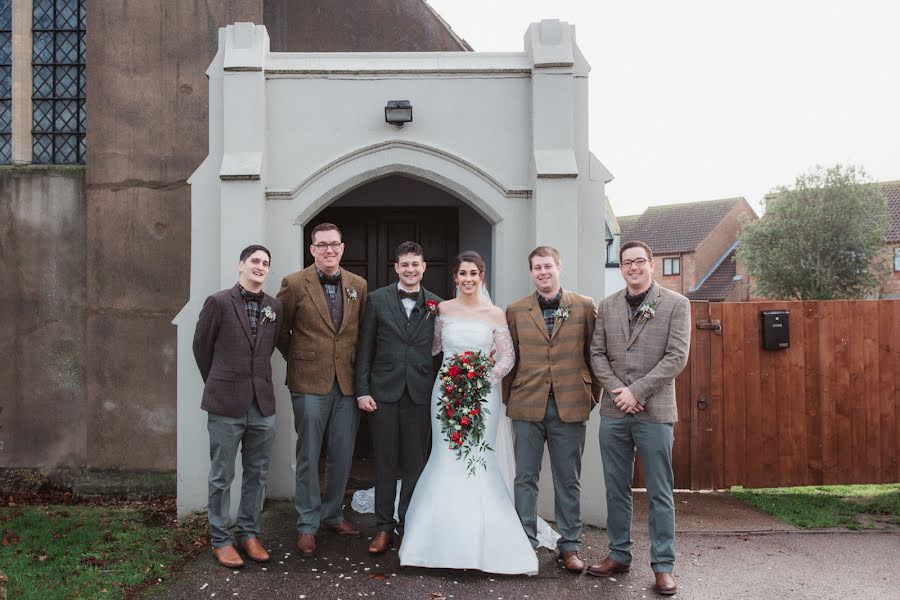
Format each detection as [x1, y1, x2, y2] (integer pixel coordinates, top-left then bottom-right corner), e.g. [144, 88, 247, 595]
[437, 315, 509, 331]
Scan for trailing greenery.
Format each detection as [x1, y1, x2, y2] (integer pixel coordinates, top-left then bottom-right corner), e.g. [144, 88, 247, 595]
[731, 483, 900, 529]
[0, 504, 204, 600]
[737, 164, 890, 299]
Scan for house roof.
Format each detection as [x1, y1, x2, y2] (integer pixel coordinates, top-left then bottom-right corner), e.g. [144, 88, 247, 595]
[619, 197, 749, 255]
[686, 245, 740, 301]
[882, 180, 900, 243]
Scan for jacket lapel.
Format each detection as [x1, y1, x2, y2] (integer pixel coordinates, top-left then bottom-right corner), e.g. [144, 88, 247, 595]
[305, 267, 335, 333]
[337, 270, 354, 335]
[550, 290, 570, 339]
[229, 286, 254, 348]
[627, 282, 662, 348]
[253, 295, 271, 352]
[616, 289, 630, 341]
[528, 293, 551, 342]
[407, 288, 429, 338]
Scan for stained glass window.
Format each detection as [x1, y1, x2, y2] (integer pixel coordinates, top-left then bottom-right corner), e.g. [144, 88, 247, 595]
[32, 0, 85, 164]
[0, 1, 12, 164]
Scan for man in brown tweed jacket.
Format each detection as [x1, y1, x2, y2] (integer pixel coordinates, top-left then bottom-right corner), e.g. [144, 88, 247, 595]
[277, 223, 368, 558]
[587, 240, 690, 596]
[504, 246, 600, 574]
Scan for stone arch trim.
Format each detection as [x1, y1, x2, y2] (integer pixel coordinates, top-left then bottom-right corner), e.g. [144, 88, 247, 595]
[267, 140, 530, 224]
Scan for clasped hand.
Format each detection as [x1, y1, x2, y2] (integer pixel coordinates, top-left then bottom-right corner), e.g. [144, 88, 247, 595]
[611, 387, 644, 414]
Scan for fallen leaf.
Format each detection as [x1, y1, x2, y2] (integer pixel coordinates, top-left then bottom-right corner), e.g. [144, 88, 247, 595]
[2, 532, 21, 546]
[368, 573, 386, 581]
[38, 551, 49, 561]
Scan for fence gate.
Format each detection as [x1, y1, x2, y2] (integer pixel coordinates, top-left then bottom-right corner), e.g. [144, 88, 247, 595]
[633, 300, 898, 490]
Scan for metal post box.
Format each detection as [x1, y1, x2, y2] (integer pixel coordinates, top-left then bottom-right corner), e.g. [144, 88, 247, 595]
[760, 310, 789, 350]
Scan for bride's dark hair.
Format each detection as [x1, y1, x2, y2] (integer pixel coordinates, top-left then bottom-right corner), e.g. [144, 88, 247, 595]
[452, 250, 486, 278]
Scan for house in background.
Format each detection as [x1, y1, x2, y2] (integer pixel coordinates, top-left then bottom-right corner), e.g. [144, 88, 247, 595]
[615, 197, 758, 301]
[881, 180, 900, 298]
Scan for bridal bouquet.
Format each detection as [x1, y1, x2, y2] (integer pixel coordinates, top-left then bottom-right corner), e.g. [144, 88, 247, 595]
[436, 350, 494, 475]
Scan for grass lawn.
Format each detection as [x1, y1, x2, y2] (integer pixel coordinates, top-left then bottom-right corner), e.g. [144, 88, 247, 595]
[731, 483, 900, 529]
[0, 502, 206, 600]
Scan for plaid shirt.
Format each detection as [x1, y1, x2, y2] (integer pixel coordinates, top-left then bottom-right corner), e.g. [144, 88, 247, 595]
[316, 266, 340, 305]
[239, 284, 263, 337]
[538, 289, 563, 337]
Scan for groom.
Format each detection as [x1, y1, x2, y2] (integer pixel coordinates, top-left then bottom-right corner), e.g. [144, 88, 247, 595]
[356, 241, 442, 553]
[504, 245, 600, 573]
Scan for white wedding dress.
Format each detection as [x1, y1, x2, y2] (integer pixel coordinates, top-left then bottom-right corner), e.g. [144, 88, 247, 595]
[399, 316, 538, 575]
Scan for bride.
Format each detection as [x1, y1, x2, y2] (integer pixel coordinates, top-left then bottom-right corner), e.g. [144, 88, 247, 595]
[399, 251, 538, 575]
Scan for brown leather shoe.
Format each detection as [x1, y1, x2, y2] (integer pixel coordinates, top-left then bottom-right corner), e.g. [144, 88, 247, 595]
[212, 544, 245, 568]
[367, 531, 392, 554]
[654, 572, 677, 596]
[586, 556, 631, 578]
[296, 533, 316, 557]
[558, 550, 586, 573]
[239, 537, 270, 563]
[323, 520, 361, 537]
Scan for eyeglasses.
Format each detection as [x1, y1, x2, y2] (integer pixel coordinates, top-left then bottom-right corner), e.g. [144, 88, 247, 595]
[313, 242, 342, 251]
[620, 258, 650, 268]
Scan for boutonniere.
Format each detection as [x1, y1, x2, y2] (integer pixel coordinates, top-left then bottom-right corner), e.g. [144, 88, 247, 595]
[345, 286, 359, 302]
[425, 299, 440, 319]
[552, 304, 573, 321]
[261, 305, 277, 323]
[636, 302, 657, 322]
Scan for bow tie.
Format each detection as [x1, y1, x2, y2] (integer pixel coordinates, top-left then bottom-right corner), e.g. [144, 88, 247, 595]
[240, 287, 265, 302]
[538, 293, 561, 310]
[319, 272, 342, 286]
[398, 289, 420, 301]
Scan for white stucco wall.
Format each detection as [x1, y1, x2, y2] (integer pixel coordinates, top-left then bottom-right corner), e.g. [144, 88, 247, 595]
[176, 20, 614, 529]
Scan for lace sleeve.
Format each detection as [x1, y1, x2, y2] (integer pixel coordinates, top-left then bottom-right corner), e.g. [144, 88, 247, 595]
[489, 326, 515, 384]
[431, 317, 443, 356]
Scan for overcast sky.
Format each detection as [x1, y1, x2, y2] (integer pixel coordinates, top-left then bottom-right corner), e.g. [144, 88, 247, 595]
[428, 0, 900, 217]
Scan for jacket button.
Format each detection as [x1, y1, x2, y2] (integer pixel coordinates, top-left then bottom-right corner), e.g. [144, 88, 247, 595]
[627, 348, 633, 353]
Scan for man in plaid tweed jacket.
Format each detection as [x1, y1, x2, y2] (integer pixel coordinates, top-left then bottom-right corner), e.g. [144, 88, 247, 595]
[503, 246, 600, 574]
[587, 240, 690, 596]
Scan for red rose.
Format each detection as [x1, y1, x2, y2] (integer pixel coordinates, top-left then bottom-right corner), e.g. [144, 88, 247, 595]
[446, 407, 454, 417]
[467, 371, 475, 379]
[465, 351, 473, 355]
[448, 365, 460, 377]
[450, 431, 461, 443]
[461, 357, 469, 364]
[460, 417, 470, 426]
[470, 408, 479, 416]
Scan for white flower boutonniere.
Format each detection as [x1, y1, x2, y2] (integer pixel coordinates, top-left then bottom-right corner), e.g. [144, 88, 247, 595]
[552, 304, 573, 321]
[636, 302, 657, 322]
[261, 305, 276, 324]
[346, 286, 359, 302]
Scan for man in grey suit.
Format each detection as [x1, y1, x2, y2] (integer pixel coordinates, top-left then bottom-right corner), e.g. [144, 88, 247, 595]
[588, 240, 691, 596]
[356, 241, 442, 554]
[193, 245, 283, 568]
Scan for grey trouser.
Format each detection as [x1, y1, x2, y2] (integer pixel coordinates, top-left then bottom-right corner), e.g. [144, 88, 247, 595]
[600, 415, 675, 573]
[207, 400, 276, 548]
[513, 394, 587, 553]
[371, 387, 430, 534]
[291, 381, 359, 534]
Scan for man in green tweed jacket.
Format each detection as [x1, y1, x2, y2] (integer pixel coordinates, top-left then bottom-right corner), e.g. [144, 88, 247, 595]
[588, 240, 691, 596]
[504, 246, 600, 574]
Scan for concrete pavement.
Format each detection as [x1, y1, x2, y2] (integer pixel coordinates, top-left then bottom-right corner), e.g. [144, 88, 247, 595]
[146, 493, 898, 600]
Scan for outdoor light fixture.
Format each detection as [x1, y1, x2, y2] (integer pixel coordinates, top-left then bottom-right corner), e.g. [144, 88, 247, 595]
[385, 100, 413, 127]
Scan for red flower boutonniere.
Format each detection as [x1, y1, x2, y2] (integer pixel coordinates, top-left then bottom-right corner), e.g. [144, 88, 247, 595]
[425, 299, 439, 318]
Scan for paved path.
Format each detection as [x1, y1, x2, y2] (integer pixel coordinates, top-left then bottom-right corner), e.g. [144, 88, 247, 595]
[147, 495, 898, 600]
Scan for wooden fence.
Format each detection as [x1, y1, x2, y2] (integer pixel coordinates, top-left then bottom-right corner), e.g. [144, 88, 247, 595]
[635, 300, 899, 490]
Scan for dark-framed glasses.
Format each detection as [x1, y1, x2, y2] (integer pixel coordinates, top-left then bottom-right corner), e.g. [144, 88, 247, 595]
[314, 242, 343, 251]
[621, 258, 649, 268]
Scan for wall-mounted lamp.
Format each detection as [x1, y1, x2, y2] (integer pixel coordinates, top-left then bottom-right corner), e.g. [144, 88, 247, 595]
[385, 100, 413, 127]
